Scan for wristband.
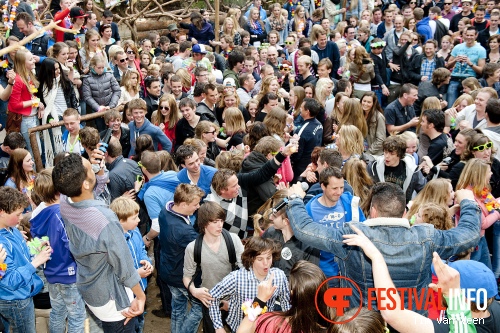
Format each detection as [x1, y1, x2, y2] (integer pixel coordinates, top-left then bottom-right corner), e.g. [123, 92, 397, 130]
[145, 235, 151, 242]
[7, 82, 13, 86]
[241, 299, 267, 322]
[275, 152, 286, 163]
[252, 297, 267, 309]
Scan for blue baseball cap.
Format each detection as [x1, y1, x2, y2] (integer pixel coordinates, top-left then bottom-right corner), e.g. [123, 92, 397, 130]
[192, 44, 207, 54]
[447, 260, 498, 300]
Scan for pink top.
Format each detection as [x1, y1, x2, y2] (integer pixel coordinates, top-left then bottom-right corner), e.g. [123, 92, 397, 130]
[455, 190, 500, 237]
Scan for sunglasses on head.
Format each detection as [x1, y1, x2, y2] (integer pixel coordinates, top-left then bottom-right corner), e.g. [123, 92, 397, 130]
[473, 141, 493, 151]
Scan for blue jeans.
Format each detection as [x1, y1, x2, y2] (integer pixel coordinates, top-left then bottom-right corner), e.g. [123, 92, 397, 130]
[20, 115, 40, 160]
[167, 285, 203, 333]
[101, 317, 137, 333]
[48, 282, 86, 333]
[135, 313, 144, 333]
[471, 236, 492, 270]
[0, 297, 36, 333]
[446, 79, 461, 108]
[492, 222, 500, 278]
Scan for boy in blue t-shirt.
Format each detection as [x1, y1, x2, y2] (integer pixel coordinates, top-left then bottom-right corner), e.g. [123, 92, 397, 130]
[110, 197, 153, 333]
[0, 186, 52, 333]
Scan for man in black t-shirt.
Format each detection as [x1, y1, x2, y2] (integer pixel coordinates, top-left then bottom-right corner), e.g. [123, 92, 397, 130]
[419, 109, 452, 165]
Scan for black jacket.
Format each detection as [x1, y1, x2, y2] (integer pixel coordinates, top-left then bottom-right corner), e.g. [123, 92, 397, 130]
[240, 151, 277, 216]
[391, 42, 416, 84]
[478, 28, 495, 51]
[100, 127, 131, 159]
[407, 54, 445, 86]
[370, 52, 388, 87]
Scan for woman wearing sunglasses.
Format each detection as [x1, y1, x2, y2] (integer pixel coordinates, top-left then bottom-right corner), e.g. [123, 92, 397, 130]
[152, 94, 180, 152]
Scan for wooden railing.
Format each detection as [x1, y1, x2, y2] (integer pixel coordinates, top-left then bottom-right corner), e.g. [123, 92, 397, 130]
[28, 111, 113, 171]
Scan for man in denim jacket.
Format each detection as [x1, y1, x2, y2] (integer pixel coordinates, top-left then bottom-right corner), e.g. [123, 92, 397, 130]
[286, 182, 481, 314]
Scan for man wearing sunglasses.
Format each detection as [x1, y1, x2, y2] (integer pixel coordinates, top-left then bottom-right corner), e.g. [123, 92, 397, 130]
[113, 51, 130, 84]
[482, 99, 500, 160]
[441, 1, 455, 21]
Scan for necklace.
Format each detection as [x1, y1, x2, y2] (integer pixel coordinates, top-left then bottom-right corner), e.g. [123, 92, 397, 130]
[289, 0, 302, 17]
[2, 0, 19, 31]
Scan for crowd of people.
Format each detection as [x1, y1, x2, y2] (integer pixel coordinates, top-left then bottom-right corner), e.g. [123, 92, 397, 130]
[0, 0, 500, 332]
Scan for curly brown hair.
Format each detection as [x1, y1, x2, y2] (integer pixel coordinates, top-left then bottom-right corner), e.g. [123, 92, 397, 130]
[0, 186, 29, 213]
[241, 237, 281, 270]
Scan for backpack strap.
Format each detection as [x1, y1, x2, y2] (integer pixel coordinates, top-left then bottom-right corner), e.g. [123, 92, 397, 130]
[188, 234, 204, 293]
[222, 229, 237, 271]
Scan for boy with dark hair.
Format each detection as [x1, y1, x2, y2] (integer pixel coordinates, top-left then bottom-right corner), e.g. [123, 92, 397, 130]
[291, 98, 323, 183]
[53, 154, 145, 332]
[158, 184, 205, 333]
[0, 132, 26, 168]
[208, 237, 290, 332]
[30, 168, 86, 332]
[419, 109, 450, 165]
[183, 201, 244, 333]
[0, 186, 52, 332]
[110, 197, 153, 333]
[176, 145, 217, 196]
[368, 136, 426, 203]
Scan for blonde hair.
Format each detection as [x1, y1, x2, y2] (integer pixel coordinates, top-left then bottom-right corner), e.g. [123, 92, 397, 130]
[407, 178, 452, 220]
[419, 202, 453, 230]
[175, 68, 192, 90]
[456, 158, 491, 197]
[256, 76, 280, 102]
[14, 48, 39, 89]
[342, 158, 373, 215]
[110, 197, 140, 222]
[224, 107, 246, 135]
[339, 98, 368, 137]
[84, 29, 102, 56]
[263, 107, 287, 140]
[462, 77, 482, 92]
[121, 68, 140, 95]
[222, 17, 237, 40]
[338, 125, 364, 156]
[452, 94, 474, 109]
[315, 78, 334, 106]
